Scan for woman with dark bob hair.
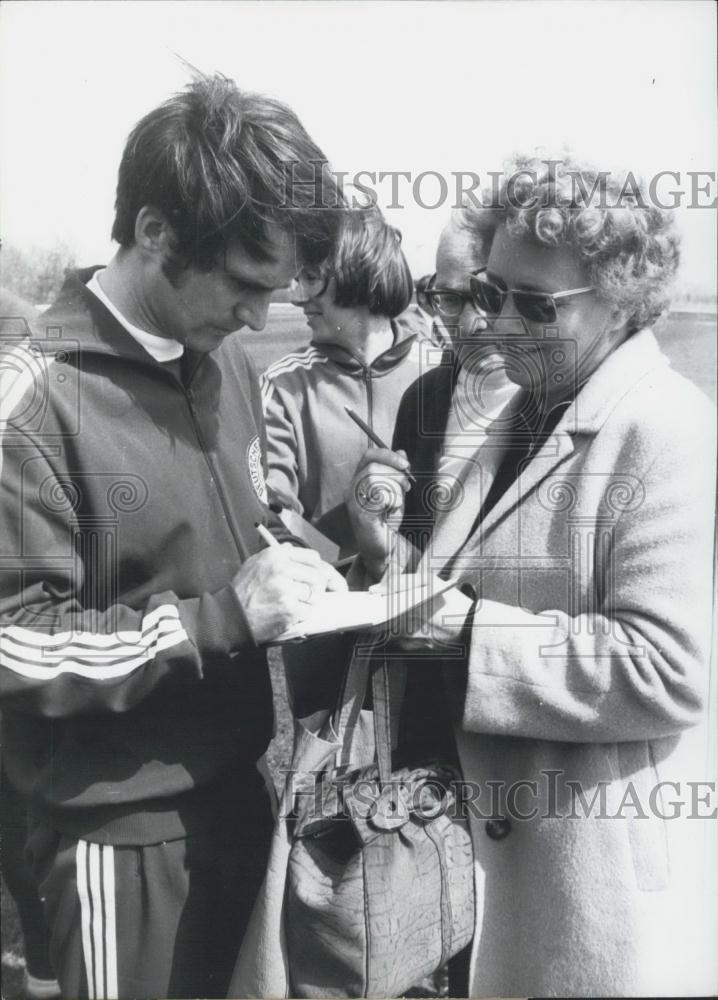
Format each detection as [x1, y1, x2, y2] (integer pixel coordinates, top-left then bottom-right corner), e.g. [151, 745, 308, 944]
[346, 153, 716, 997]
[262, 202, 429, 556]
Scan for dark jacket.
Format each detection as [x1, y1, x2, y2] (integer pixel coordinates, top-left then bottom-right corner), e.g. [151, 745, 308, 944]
[0, 268, 292, 844]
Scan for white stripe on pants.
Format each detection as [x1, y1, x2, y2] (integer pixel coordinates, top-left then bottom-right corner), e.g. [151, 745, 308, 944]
[76, 841, 118, 999]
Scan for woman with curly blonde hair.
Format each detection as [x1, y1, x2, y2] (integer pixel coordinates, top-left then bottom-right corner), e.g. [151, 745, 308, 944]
[347, 153, 716, 997]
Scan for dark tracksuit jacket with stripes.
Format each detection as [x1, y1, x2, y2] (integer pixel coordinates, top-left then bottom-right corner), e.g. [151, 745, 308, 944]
[0, 268, 291, 846]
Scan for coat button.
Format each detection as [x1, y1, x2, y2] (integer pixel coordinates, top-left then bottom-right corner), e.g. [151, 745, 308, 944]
[485, 817, 512, 840]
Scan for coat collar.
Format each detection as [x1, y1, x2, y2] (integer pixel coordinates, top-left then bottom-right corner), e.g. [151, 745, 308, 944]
[484, 328, 668, 444]
[460, 329, 670, 548]
[561, 327, 669, 435]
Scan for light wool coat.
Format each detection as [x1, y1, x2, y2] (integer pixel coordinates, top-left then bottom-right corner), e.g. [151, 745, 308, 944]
[230, 331, 716, 999]
[425, 330, 717, 997]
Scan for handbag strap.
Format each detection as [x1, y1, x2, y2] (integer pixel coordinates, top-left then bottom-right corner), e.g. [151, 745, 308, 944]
[333, 632, 407, 786]
[333, 630, 375, 767]
[371, 654, 396, 785]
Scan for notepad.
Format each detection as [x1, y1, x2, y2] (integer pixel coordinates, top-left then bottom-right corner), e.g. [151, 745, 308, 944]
[278, 508, 341, 564]
[271, 574, 459, 644]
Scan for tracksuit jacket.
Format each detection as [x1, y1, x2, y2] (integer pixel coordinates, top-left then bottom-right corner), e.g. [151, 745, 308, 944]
[261, 308, 431, 552]
[0, 268, 292, 845]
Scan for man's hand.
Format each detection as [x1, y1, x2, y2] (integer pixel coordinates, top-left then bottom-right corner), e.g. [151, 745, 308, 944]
[232, 544, 347, 644]
[345, 447, 412, 578]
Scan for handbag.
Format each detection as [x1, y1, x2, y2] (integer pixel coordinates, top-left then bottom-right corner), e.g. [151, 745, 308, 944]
[285, 632, 475, 998]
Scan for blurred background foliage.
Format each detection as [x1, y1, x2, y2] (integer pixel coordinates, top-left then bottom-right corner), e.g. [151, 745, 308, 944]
[1, 242, 76, 308]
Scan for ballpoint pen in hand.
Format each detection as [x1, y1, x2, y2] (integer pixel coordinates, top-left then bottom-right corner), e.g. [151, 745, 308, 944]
[344, 407, 416, 485]
[255, 522, 280, 548]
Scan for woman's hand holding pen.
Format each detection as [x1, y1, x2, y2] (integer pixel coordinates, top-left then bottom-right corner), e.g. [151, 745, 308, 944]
[346, 446, 413, 579]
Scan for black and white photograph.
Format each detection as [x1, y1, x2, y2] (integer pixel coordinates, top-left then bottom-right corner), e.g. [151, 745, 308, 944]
[1, 1, 716, 997]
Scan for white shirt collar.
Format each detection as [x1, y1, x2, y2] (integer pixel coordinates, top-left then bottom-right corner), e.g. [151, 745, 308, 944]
[86, 269, 184, 362]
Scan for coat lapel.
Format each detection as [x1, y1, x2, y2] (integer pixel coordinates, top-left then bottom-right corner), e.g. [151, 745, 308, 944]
[470, 427, 576, 544]
[423, 369, 519, 572]
[451, 329, 670, 563]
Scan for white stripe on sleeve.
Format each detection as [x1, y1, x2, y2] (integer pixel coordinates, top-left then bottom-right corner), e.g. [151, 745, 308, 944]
[0, 604, 189, 680]
[263, 348, 327, 381]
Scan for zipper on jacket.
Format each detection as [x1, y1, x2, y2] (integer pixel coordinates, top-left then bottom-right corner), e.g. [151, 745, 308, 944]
[61, 275, 252, 563]
[111, 355, 251, 564]
[181, 379, 250, 563]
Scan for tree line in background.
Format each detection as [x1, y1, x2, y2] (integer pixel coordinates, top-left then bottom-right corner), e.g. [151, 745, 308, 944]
[0, 243, 76, 311]
[0, 243, 295, 309]
[0, 241, 714, 316]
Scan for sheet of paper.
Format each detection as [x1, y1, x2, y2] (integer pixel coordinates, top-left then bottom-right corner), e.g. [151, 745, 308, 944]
[271, 574, 459, 644]
[279, 508, 341, 563]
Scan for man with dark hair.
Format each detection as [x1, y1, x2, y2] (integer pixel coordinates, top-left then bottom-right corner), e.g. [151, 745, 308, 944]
[111, 74, 338, 275]
[0, 73, 345, 999]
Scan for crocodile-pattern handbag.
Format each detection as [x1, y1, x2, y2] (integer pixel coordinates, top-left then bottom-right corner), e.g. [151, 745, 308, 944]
[285, 634, 475, 998]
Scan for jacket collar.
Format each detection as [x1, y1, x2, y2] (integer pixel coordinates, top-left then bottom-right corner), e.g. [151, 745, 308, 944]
[560, 327, 668, 435]
[32, 268, 159, 363]
[310, 310, 423, 375]
[465, 329, 669, 545]
[31, 268, 202, 378]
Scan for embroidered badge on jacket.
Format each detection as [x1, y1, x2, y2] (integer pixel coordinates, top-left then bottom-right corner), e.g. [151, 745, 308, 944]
[247, 435, 268, 503]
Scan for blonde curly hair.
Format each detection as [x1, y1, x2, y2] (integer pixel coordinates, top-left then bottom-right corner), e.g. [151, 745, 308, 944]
[461, 153, 680, 332]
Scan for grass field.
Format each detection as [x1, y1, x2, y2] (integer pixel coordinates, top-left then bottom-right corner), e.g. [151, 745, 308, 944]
[251, 305, 717, 400]
[2, 307, 715, 995]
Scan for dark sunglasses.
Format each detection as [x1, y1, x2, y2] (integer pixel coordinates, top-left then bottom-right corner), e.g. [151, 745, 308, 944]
[469, 267, 594, 325]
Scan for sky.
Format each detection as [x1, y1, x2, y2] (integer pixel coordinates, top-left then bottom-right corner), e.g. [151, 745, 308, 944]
[1, 0, 716, 295]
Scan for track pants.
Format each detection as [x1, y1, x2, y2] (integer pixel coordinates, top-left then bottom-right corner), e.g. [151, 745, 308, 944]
[26, 794, 273, 999]
[1, 768, 56, 980]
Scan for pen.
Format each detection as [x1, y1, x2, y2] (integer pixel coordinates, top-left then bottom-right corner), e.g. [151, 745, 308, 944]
[256, 522, 280, 548]
[257, 520, 353, 570]
[344, 407, 416, 485]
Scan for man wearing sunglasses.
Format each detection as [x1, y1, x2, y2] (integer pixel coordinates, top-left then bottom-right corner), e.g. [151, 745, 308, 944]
[347, 154, 716, 997]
